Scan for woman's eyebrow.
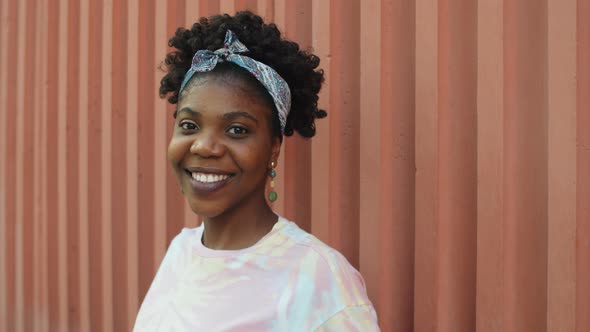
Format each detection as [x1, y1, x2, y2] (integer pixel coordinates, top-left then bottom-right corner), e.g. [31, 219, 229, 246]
[222, 111, 258, 124]
[175, 107, 200, 118]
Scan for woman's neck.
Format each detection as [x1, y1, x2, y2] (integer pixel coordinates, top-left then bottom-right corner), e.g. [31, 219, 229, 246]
[201, 195, 278, 250]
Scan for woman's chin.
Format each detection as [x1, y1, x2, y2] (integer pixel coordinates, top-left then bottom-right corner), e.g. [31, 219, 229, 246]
[187, 200, 226, 219]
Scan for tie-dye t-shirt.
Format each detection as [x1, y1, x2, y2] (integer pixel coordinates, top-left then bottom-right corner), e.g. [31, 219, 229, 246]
[134, 215, 380, 331]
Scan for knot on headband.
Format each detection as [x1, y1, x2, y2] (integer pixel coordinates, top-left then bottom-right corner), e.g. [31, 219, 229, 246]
[179, 30, 291, 133]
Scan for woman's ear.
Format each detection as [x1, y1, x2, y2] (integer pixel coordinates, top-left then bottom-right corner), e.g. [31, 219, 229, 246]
[270, 136, 281, 165]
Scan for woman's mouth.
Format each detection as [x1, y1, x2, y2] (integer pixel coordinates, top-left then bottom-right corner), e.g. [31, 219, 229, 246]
[191, 172, 231, 183]
[184, 169, 235, 194]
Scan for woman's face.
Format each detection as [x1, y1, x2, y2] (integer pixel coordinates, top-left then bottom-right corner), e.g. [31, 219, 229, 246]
[168, 75, 281, 218]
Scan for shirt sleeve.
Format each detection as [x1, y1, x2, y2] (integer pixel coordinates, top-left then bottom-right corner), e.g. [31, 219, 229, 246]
[314, 305, 381, 332]
[133, 231, 188, 330]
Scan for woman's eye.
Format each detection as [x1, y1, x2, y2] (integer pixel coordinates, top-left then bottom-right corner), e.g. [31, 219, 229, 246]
[179, 121, 197, 131]
[227, 126, 248, 136]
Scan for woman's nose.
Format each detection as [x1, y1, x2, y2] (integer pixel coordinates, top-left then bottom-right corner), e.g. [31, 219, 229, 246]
[189, 132, 225, 158]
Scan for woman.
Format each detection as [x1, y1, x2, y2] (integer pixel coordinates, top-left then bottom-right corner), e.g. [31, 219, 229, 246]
[134, 11, 380, 331]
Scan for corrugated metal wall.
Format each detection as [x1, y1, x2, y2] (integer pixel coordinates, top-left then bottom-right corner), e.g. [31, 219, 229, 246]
[0, 0, 589, 331]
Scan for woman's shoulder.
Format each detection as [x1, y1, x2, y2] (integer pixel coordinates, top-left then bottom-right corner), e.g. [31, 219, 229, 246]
[177, 224, 203, 241]
[277, 216, 370, 304]
[276, 216, 377, 329]
[161, 224, 204, 259]
[279, 217, 357, 267]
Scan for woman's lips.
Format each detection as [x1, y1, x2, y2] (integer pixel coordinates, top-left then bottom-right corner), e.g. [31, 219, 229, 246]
[185, 169, 234, 194]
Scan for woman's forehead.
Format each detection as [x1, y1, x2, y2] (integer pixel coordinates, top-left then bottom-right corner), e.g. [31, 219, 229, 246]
[181, 77, 257, 104]
[177, 78, 273, 120]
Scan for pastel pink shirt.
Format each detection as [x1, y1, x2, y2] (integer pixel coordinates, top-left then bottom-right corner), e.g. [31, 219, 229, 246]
[134, 216, 380, 331]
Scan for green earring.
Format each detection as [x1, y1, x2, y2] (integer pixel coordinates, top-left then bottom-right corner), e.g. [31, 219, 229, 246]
[268, 161, 277, 202]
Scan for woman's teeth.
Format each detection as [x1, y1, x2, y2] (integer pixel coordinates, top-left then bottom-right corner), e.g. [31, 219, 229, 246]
[191, 172, 230, 183]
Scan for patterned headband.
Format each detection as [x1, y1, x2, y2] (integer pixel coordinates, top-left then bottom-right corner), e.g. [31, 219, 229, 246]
[179, 30, 291, 133]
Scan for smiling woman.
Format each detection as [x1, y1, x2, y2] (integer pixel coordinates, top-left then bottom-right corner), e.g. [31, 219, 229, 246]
[170, 73, 278, 223]
[132, 11, 380, 332]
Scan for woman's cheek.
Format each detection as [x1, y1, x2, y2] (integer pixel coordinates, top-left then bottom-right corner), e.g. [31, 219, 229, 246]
[167, 136, 189, 164]
[167, 138, 188, 189]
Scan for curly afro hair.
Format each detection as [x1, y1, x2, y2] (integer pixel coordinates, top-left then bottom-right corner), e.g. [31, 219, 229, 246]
[160, 11, 327, 138]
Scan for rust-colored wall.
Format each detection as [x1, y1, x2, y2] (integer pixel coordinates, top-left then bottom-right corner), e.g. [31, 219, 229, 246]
[1, 0, 589, 331]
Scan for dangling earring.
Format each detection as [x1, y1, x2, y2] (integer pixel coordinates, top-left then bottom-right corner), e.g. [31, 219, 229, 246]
[268, 161, 277, 202]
